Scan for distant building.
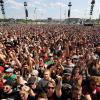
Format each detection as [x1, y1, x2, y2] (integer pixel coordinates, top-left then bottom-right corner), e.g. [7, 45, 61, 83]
[99, 14, 100, 20]
[48, 18, 52, 22]
[8, 18, 16, 24]
[83, 19, 95, 26]
[64, 18, 82, 24]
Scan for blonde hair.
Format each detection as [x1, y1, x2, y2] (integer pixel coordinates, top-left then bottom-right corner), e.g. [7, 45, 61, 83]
[44, 70, 51, 76]
[47, 80, 56, 87]
[90, 76, 100, 85]
[72, 84, 82, 93]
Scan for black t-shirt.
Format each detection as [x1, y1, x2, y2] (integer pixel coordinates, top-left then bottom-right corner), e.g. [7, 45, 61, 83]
[0, 90, 20, 100]
[62, 84, 72, 100]
[48, 92, 61, 100]
[27, 88, 40, 100]
[90, 89, 100, 100]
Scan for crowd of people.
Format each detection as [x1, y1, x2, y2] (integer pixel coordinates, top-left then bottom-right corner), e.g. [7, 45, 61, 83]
[0, 24, 100, 100]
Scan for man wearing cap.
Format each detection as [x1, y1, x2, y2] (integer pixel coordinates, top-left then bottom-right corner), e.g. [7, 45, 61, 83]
[0, 66, 4, 74]
[30, 70, 41, 83]
[64, 57, 75, 72]
[4, 67, 16, 81]
[0, 80, 19, 100]
[27, 77, 39, 99]
[0, 66, 4, 80]
[61, 69, 75, 99]
[0, 66, 4, 90]
[38, 70, 54, 93]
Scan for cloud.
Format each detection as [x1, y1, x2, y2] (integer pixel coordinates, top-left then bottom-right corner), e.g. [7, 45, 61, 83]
[28, 0, 46, 7]
[50, 2, 66, 8]
[37, 8, 47, 13]
[2, 0, 100, 19]
[5, 0, 23, 10]
[28, 0, 48, 14]
[71, 9, 83, 18]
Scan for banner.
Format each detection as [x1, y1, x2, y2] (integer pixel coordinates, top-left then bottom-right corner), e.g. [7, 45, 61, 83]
[25, 9, 28, 17]
[68, 9, 70, 18]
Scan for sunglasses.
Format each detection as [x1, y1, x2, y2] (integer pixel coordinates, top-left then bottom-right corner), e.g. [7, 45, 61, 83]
[4, 86, 9, 90]
[47, 87, 55, 89]
[57, 68, 61, 70]
[91, 83, 96, 86]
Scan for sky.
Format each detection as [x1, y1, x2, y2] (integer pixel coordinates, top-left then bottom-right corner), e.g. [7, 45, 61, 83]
[0, 0, 100, 19]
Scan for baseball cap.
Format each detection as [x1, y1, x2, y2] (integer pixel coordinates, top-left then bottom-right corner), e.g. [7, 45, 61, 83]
[31, 70, 39, 76]
[5, 67, 14, 73]
[63, 69, 72, 76]
[27, 77, 37, 84]
[0, 66, 4, 72]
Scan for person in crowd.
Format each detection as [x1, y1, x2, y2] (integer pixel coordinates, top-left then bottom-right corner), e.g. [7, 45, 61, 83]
[88, 59, 100, 76]
[46, 75, 62, 100]
[27, 76, 40, 99]
[72, 66, 83, 85]
[38, 70, 54, 93]
[29, 69, 41, 83]
[83, 77, 100, 100]
[71, 84, 86, 100]
[62, 69, 73, 99]
[0, 24, 100, 100]
[64, 57, 75, 72]
[4, 67, 16, 81]
[37, 93, 48, 100]
[0, 66, 4, 90]
[0, 66, 4, 75]
[0, 80, 19, 100]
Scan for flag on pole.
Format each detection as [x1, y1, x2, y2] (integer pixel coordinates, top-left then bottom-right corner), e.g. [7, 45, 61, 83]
[34, 8, 36, 14]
